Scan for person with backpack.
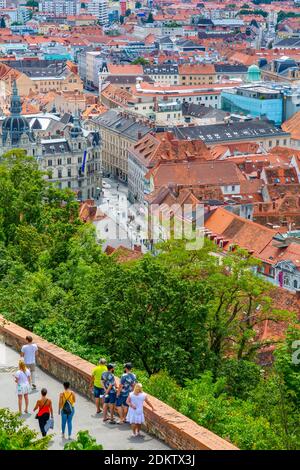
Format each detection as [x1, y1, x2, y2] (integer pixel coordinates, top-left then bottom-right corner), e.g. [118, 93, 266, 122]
[116, 362, 136, 424]
[33, 388, 53, 437]
[101, 364, 117, 424]
[58, 381, 76, 440]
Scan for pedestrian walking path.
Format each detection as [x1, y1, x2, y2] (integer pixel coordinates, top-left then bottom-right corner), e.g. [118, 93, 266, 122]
[0, 345, 169, 450]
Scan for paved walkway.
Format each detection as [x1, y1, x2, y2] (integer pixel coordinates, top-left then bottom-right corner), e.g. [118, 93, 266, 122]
[0, 344, 169, 450]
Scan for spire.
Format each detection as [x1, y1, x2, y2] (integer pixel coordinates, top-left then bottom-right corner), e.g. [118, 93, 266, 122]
[2, 78, 33, 147]
[10, 79, 22, 115]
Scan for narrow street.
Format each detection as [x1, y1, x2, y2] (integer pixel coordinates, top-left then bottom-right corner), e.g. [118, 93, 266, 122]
[97, 177, 148, 252]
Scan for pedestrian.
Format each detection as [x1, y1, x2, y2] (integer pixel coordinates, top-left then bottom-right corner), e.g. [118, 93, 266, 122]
[58, 381, 76, 440]
[90, 358, 107, 414]
[126, 383, 154, 437]
[101, 363, 117, 424]
[21, 335, 38, 389]
[15, 360, 31, 414]
[116, 362, 136, 424]
[33, 388, 53, 437]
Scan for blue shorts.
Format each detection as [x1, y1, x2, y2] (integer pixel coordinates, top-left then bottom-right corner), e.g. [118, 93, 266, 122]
[104, 391, 116, 404]
[116, 395, 129, 407]
[94, 386, 105, 399]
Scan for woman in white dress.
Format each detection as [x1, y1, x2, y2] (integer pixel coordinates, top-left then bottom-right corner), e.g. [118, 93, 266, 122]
[15, 360, 31, 414]
[126, 383, 154, 437]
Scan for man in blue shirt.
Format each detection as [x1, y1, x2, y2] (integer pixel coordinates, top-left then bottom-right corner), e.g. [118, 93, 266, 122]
[116, 362, 136, 424]
[101, 364, 117, 423]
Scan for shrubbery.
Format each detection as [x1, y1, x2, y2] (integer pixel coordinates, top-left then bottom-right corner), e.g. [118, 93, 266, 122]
[1, 151, 300, 449]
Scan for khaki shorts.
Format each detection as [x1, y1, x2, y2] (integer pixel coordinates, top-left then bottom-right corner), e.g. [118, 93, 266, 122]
[26, 363, 36, 373]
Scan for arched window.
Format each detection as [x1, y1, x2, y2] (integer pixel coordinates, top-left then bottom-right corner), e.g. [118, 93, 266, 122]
[294, 280, 298, 289]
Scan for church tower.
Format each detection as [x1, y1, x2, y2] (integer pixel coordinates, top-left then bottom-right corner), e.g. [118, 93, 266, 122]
[1, 80, 35, 149]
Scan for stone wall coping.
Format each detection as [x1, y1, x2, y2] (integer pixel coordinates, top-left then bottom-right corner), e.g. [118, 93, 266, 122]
[0, 316, 238, 450]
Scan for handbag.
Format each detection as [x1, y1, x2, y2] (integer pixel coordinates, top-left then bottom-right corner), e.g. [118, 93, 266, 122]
[35, 399, 48, 419]
[44, 418, 54, 433]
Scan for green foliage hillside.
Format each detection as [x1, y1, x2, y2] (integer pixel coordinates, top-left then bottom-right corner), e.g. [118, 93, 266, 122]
[0, 409, 50, 450]
[1, 150, 300, 449]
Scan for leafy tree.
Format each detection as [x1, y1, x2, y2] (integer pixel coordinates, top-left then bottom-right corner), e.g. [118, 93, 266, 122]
[64, 431, 103, 450]
[0, 150, 82, 270]
[217, 359, 262, 399]
[76, 255, 210, 380]
[0, 149, 299, 450]
[277, 11, 300, 25]
[239, 9, 268, 18]
[132, 57, 149, 65]
[157, 240, 293, 370]
[274, 326, 300, 406]
[143, 369, 300, 449]
[135, 1, 142, 8]
[0, 409, 50, 450]
[26, 0, 39, 7]
[146, 12, 154, 23]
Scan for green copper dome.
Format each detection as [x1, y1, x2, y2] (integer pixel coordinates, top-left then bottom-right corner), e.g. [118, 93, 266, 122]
[247, 64, 261, 82]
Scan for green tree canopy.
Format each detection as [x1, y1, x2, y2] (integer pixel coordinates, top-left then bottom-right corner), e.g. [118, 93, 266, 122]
[0, 409, 50, 450]
[132, 57, 149, 65]
[0, 149, 299, 450]
[146, 12, 154, 23]
[26, 0, 38, 7]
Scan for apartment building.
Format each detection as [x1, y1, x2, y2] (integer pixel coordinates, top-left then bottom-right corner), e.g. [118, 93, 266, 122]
[38, 0, 81, 15]
[142, 64, 179, 86]
[0, 81, 101, 201]
[178, 64, 217, 86]
[1, 60, 83, 96]
[172, 121, 291, 150]
[86, 0, 109, 26]
[90, 109, 150, 182]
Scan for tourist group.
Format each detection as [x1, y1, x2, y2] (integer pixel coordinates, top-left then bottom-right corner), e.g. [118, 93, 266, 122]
[14, 336, 154, 439]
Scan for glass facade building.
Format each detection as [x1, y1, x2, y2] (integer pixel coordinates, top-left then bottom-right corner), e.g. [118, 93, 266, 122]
[221, 86, 283, 125]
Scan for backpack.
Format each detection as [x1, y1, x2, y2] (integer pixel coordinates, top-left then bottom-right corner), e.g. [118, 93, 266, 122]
[62, 393, 73, 415]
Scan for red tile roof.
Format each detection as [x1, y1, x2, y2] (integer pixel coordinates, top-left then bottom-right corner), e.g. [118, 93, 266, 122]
[147, 160, 246, 188]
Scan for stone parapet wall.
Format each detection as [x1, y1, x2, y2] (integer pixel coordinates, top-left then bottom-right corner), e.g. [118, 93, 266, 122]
[0, 316, 238, 450]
